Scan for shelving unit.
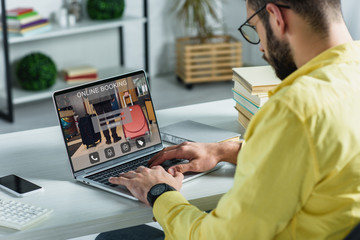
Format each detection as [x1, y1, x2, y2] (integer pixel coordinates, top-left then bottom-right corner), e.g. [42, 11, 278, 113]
[0, 0, 149, 122]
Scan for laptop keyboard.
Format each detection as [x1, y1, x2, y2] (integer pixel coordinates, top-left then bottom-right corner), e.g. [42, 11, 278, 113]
[85, 154, 155, 187]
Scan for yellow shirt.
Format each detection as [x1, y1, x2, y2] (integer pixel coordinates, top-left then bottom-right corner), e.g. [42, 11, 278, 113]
[153, 41, 360, 239]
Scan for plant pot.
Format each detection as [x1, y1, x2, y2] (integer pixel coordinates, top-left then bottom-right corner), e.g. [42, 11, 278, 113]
[176, 35, 242, 86]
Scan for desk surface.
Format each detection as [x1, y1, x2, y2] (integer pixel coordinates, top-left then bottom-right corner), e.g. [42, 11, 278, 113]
[0, 99, 244, 240]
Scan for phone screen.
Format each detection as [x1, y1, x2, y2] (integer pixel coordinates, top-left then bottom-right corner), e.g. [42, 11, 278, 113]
[0, 174, 42, 194]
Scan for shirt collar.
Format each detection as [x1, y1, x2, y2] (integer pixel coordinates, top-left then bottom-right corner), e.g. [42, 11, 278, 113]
[268, 41, 360, 97]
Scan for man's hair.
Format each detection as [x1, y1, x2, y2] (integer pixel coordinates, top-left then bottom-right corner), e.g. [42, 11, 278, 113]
[247, 0, 343, 37]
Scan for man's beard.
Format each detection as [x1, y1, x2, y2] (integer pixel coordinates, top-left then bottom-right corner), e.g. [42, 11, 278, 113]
[263, 23, 297, 80]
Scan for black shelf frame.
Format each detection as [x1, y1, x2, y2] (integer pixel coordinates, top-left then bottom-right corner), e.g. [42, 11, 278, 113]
[143, 0, 149, 74]
[0, 0, 13, 122]
[0, 0, 150, 123]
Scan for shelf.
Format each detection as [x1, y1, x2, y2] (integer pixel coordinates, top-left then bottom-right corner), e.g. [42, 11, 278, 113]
[12, 66, 135, 105]
[6, 16, 146, 44]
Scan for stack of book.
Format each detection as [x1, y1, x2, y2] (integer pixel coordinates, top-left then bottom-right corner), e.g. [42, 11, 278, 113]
[62, 65, 98, 84]
[6, 8, 51, 37]
[232, 65, 281, 128]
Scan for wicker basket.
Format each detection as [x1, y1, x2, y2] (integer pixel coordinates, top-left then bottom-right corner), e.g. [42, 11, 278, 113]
[176, 35, 242, 87]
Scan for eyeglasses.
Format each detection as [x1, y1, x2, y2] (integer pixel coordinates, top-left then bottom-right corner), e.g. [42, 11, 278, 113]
[238, 3, 290, 45]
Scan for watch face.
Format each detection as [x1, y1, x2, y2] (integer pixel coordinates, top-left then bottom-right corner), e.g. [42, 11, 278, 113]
[151, 183, 166, 196]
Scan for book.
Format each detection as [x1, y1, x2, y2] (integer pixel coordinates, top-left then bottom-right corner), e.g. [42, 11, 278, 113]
[233, 81, 268, 107]
[8, 22, 49, 33]
[237, 111, 250, 128]
[232, 89, 259, 115]
[16, 19, 48, 30]
[8, 24, 51, 37]
[6, 8, 33, 17]
[8, 19, 48, 31]
[232, 65, 281, 95]
[65, 73, 98, 81]
[7, 11, 38, 20]
[235, 103, 254, 120]
[63, 66, 98, 77]
[7, 14, 42, 27]
[160, 120, 241, 144]
[66, 78, 98, 84]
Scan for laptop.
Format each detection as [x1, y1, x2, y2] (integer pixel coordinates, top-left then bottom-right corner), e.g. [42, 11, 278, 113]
[53, 70, 224, 200]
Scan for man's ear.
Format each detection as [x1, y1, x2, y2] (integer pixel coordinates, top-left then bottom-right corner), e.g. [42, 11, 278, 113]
[266, 3, 287, 35]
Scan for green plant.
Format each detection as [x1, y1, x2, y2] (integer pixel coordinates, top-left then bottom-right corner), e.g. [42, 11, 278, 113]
[172, 0, 222, 39]
[16, 52, 57, 91]
[87, 0, 125, 20]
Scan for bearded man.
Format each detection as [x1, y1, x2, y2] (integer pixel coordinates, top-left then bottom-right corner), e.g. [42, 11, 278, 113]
[106, 0, 360, 239]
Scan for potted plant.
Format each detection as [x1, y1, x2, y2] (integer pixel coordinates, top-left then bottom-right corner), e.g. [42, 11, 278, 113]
[16, 52, 57, 91]
[173, 0, 242, 88]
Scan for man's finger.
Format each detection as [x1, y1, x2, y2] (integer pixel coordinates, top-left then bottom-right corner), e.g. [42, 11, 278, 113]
[109, 176, 129, 186]
[173, 170, 184, 182]
[150, 149, 187, 167]
[151, 165, 163, 170]
[119, 171, 137, 179]
[149, 145, 181, 165]
[169, 163, 192, 174]
[135, 166, 146, 173]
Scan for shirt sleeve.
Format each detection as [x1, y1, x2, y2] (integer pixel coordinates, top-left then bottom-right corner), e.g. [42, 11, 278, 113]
[153, 99, 318, 239]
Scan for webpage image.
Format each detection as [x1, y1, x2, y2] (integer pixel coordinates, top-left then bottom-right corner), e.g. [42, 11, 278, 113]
[55, 73, 161, 172]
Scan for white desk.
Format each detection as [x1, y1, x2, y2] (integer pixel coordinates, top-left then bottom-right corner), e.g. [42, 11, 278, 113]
[0, 99, 244, 240]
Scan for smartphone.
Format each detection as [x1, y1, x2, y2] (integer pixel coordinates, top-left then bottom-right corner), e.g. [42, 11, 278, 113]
[0, 174, 43, 197]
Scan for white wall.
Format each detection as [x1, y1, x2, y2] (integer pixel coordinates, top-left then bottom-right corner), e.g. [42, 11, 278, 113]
[342, 0, 360, 40]
[146, 0, 177, 76]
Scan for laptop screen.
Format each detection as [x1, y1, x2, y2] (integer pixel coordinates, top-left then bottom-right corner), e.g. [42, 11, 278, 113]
[53, 70, 162, 173]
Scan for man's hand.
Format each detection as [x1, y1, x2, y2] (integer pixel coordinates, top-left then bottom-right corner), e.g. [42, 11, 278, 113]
[149, 141, 242, 175]
[109, 165, 183, 206]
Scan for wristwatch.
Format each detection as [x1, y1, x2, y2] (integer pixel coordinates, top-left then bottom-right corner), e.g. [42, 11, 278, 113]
[147, 183, 176, 207]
